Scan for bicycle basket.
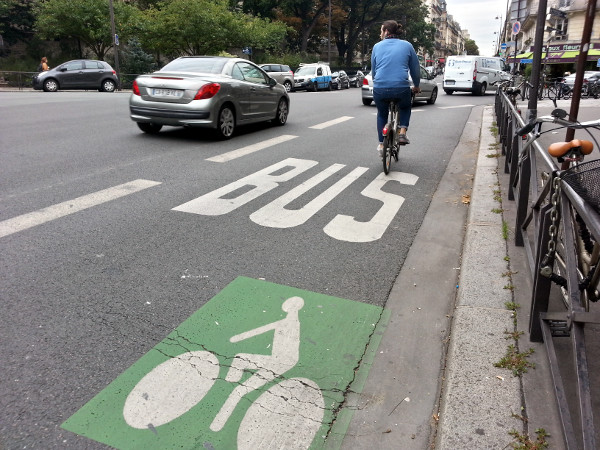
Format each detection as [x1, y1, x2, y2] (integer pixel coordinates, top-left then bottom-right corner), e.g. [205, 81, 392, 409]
[561, 159, 600, 214]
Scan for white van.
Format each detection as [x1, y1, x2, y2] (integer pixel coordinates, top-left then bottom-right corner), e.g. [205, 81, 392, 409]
[293, 62, 333, 91]
[443, 56, 510, 95]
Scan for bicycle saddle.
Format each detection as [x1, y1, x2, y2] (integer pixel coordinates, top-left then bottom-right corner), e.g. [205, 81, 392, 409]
[505, 87, 520, 96]
[548, 139, 594, 157]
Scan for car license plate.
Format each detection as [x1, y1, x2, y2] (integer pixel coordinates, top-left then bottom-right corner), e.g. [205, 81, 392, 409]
[445, 80, 455, 85]
[152, 88, 183, 98]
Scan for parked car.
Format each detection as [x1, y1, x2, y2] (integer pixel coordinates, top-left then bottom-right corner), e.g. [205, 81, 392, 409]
[443, 55, 510, 95]
[293, 63, 333, 91]
[332, 70, 350, 90]
[130, 56, 289, 139]
[361, 65, 438, 106]
[259, 63, 294, 92]
[347, 70, 365, 87]
[563, 71, 600, 89]
[32, 59, 119, 92]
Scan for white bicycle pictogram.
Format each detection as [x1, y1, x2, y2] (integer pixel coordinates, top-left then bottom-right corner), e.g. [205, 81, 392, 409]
[123, 296, 325, 448]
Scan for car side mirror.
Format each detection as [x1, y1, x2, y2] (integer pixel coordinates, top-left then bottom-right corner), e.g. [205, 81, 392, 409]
[60, 67, 67, 72]
[269, 77, 277, 87]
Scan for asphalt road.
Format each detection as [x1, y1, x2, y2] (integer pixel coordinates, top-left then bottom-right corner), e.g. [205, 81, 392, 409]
[1, 83, 495, 448]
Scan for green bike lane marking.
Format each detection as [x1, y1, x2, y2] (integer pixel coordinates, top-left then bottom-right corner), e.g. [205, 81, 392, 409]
[62, 276, 389, 449]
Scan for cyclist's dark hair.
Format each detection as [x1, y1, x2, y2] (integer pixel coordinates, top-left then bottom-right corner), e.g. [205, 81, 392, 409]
[382, 20, 401, 35]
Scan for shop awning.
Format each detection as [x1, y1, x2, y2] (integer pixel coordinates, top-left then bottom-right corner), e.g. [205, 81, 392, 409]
[511, 49, 600, 64]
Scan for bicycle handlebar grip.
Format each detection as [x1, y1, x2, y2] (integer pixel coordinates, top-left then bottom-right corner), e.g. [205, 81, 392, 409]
[516, 121, 535, 136]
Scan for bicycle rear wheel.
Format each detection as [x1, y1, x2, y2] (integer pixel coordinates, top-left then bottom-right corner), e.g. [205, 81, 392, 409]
[382, 128, 393, 175]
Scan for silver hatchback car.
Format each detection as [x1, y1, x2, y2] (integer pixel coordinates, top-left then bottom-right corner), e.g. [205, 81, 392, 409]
[361, 65, 438, 106]
[130, 56, 290, 139]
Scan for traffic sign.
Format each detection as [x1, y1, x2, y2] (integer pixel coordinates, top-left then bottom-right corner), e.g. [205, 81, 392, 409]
[512, 21, 521, 35]
[501, 43, 507, 50]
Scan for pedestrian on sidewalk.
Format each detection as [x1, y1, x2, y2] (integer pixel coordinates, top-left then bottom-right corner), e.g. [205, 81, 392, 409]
[38, 57, 49, 72]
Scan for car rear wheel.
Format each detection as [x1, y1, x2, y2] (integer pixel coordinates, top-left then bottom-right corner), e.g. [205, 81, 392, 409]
[283, 81, 292, 92]
[137, 122, 163, 134]
[474, 82, 486, 96]
[43, 79, 58, 92]
[427, 88, 438, 104]
[444, 89, 454, 95]
[216, 105, 235, 139]
[362, 98, 372, 106]
[101, 79, 116, 92]
[272, 98, 288, 126]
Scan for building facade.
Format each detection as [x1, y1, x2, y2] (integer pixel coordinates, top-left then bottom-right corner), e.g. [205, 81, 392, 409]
[423, 0, 468, 68]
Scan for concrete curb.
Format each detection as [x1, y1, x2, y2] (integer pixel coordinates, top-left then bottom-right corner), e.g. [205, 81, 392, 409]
[436, 106, 522, 448]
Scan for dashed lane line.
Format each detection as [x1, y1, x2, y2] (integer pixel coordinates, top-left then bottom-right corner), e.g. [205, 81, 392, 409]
[0, 179, 162, 238]
[309, 116, 354, 129]
[206, 135, 298, 163]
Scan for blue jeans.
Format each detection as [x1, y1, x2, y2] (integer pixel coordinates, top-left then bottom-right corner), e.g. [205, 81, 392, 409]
[373, 87, 412, 143]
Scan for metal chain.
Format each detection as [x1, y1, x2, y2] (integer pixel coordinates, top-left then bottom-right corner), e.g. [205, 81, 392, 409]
[540, 176, 562, 277]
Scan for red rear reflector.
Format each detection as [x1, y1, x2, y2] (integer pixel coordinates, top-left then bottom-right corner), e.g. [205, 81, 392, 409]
[194, 83, 221, 100]
[132, 80, 140, 96]
[382, 126, 389, 136]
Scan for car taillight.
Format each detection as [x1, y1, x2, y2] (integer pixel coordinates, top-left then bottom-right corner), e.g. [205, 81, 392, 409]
[194, 83, 220, 100]
[363, 78, 369, 86]
[132, 80, 140, 96]
[112, 70, 116, 75]
[473, 61, 477, 81]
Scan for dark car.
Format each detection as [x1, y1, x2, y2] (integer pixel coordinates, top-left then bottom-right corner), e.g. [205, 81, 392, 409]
[347, 70, 364, 87]
[130, 56, 289, 139]
[32, 59, 119, 92]
[332, 70, 350, 90]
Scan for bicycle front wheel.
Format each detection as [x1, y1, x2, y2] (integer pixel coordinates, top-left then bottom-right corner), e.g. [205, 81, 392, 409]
[382, 129, 393, 175]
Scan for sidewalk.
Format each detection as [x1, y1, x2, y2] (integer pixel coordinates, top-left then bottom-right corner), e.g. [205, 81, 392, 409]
[341, 105, 565, 449]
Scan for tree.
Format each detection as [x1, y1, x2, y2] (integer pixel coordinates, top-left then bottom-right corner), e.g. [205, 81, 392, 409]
[464, 39, 479, 55]
[141, 0, 288, 58]
[0, 0, 36, 46]
[33, 0, 142, 60]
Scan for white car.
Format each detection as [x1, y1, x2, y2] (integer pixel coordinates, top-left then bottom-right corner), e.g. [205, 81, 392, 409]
[361, 65, 438, 106]
[563, 71, 600, 89]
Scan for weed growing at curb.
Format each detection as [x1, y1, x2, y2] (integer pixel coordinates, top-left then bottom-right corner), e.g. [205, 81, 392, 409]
[492, 208, 504, 214]
[502, 220, 510, 240]
[508, 428, 549, 449]
[495, 344, 535, 376]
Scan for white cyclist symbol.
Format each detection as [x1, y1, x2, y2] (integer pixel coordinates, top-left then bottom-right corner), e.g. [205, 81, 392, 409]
[123, 296, 325, 448]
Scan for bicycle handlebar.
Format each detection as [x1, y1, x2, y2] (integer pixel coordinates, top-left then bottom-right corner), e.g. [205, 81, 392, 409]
[516, 112, 600, 136]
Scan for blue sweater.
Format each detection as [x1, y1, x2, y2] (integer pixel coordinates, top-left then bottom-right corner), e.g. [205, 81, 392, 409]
[371, 38, 420, 89]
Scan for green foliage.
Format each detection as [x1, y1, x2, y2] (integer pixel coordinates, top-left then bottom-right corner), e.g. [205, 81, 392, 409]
[465, 38, 479, 55]
[140, 0, 289, 58]
[120, 38, 157, 75]
[33, 0, 143, 60]
[0, 0, 36, 46]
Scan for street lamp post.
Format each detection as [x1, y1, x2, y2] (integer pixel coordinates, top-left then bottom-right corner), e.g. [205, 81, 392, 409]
[495, 15, 503, 56]
[108, 0, 121, 90]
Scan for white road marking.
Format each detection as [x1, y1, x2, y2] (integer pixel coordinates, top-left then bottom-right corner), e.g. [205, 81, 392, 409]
[438, 105, 475, 109]
[309, 116, 354, 129]
[206, 135, 298, 162]
[0, 179, 162, 238]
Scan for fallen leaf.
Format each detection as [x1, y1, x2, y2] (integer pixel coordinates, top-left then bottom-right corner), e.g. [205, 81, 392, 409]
[496, 375, 504, 381]
[432, 413, 439, 422]
[383, 429, 392, 434]
[462, 194, 471, 204]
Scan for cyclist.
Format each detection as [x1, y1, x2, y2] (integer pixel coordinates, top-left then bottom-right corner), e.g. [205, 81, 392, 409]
[371, 20, 421, 158]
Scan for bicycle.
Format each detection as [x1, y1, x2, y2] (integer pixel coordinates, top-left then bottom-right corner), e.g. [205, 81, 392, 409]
[545, 77, 572, 101]
[381, 99, 406, 174]
[582, 79, 600, 99]
[517, 111, 600, 312]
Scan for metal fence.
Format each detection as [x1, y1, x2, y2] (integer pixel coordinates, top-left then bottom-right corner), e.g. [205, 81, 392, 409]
[495, 88, 600, 449]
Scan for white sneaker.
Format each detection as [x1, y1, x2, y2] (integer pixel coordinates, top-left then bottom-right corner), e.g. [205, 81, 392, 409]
[377, 143, 384, 158]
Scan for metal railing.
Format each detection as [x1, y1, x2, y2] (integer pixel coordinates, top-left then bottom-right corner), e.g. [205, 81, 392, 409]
[496, 88, 600, 449]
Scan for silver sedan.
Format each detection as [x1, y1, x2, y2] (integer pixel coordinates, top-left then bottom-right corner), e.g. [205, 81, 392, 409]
[130, 56, 290, 139]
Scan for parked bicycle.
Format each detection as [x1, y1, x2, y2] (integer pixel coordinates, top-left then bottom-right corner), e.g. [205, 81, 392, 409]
[517, 110, 600, 312]
[545, 77, 572, 101]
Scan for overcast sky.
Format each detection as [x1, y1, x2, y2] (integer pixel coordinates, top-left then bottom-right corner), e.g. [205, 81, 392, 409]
[446, 0, 511, 57]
